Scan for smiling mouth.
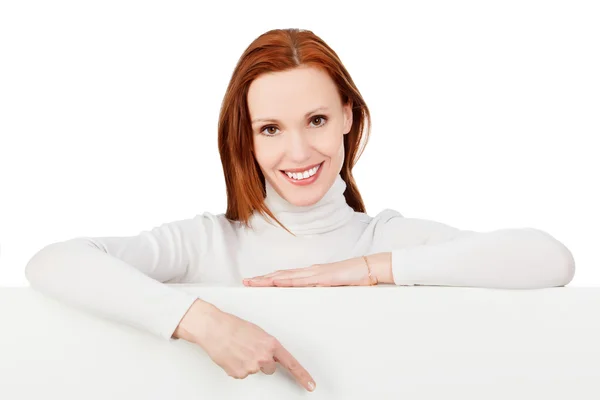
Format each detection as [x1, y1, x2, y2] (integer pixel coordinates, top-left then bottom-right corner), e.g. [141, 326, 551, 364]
[280, 161, 322, 174]
[279, 161, 324, 182]
[279, 161, 323, 174]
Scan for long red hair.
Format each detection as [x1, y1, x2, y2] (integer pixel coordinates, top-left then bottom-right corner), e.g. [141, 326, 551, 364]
[217, 28, 372, 235]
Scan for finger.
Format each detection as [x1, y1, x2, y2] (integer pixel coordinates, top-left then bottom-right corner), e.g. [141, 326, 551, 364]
[243, 274, 279, 285]
[246, 271, 318, 286]
[245, 278, 276, 287]
[248, 265, 317, 280]
[274, 345, 316, 392]
[260, 362, 277, 375]
[247, 271, 280, 280]
[247, 269, 293, 280]
[243, 276, 273, 286]
[253, 269, 318, 282]
[273, 276, 328, 287]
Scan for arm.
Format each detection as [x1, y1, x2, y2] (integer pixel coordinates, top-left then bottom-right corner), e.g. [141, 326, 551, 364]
[372, 212, 575, 289]
[25, 215, 213, 341]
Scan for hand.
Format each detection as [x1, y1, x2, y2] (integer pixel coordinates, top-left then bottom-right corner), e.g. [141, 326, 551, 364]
[177, 299, 316, 391]
[243, 255, 380, 287]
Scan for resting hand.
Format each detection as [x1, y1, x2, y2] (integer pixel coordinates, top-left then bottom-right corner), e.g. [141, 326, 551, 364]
[243, 255, 379, 287]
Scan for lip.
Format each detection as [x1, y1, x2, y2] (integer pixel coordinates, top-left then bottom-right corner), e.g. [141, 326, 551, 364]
[279, 161, 324, 186]
[280, 162, 323, 173]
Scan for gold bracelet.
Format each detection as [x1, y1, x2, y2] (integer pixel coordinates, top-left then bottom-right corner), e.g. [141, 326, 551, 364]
[362, 255, 378, 286]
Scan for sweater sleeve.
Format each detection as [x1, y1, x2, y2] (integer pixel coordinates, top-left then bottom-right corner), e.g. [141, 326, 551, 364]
[375, 210, 576, 289]
[24, 215, 208, 342]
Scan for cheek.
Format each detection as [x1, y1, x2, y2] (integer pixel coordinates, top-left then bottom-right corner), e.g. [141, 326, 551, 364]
[337, 142, 344, 158]
[253, 139, 279, 170]
[318, 131, 345, 157]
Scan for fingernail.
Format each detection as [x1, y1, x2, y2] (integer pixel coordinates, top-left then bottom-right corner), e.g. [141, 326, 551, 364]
[308, 381, 315, 391]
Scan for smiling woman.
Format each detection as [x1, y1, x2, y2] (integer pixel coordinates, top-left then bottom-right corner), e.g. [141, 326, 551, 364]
[247, 66, 353, 208]
[24, 28, 576, 392]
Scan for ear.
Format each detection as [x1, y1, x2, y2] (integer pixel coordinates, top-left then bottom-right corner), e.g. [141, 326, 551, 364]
[343, 102, 353, 135]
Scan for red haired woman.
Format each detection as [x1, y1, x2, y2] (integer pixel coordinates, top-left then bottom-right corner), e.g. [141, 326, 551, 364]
[25, 28, 575, 392]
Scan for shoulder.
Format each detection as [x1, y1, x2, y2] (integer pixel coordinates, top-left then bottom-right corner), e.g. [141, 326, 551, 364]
[365, 208, 405, 236]
[140, 211, 229, 237]
[351, 208, 404, 242]
[189, 211, 242, 238]
[371, 208, 404, 222]
[354, 208, 404, 226]
[133, 212, 238, 252]
[191, 211, 233, 229]
[365, 208, 474, 250]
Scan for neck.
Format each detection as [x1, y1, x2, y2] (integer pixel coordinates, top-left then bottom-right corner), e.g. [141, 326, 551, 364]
[255, 174, 355, 235]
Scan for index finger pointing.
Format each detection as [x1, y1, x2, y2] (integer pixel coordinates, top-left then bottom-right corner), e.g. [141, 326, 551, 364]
[274, 344, 316, 392]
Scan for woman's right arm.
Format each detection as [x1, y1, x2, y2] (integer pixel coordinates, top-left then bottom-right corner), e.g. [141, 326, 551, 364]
[24, 214, 316, 390]
[24, 216, 207, 342]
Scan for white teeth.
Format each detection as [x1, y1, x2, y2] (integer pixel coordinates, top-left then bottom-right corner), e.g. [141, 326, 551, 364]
[284, 164, 320, 180]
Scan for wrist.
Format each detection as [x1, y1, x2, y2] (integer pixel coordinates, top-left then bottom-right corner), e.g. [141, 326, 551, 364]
[173, 298, 221, 343]
[366, 252, 394, 284]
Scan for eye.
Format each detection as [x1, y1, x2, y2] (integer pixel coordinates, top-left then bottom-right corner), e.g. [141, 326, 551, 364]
[259, 115, 328, 137]
[260, 126, 280, 136]
[310, 115, 328, 127]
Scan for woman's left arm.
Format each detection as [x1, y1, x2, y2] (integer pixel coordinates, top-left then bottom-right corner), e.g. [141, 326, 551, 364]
[378, 218, 576, 289]
[244, 215, 575, 289]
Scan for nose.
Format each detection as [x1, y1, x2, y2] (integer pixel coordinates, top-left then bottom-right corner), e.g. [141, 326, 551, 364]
[286, 130, 312, 164]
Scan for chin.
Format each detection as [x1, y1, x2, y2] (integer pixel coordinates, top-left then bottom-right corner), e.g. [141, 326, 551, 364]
[282, 177, 330, 207]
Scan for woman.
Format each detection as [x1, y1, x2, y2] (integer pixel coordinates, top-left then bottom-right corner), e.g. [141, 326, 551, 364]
[25, 28, 575, 392]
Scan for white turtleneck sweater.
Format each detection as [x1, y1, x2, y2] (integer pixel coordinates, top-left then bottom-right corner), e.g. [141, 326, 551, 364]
[24, 174, 576, 342]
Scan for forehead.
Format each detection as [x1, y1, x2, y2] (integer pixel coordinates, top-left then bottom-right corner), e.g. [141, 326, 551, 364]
[248, 66, 339, 120]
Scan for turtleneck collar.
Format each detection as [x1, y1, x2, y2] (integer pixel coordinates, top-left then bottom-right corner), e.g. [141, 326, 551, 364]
[255, 173, 355, 235]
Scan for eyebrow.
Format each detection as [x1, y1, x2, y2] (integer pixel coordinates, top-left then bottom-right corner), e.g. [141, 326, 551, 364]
[251, 106, 330, 125]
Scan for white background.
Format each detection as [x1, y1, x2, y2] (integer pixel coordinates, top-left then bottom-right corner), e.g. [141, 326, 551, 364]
[0, 0, 598, 287]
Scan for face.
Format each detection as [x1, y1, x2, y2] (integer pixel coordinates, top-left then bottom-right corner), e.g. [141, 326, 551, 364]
[248, 66, 353, 207]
